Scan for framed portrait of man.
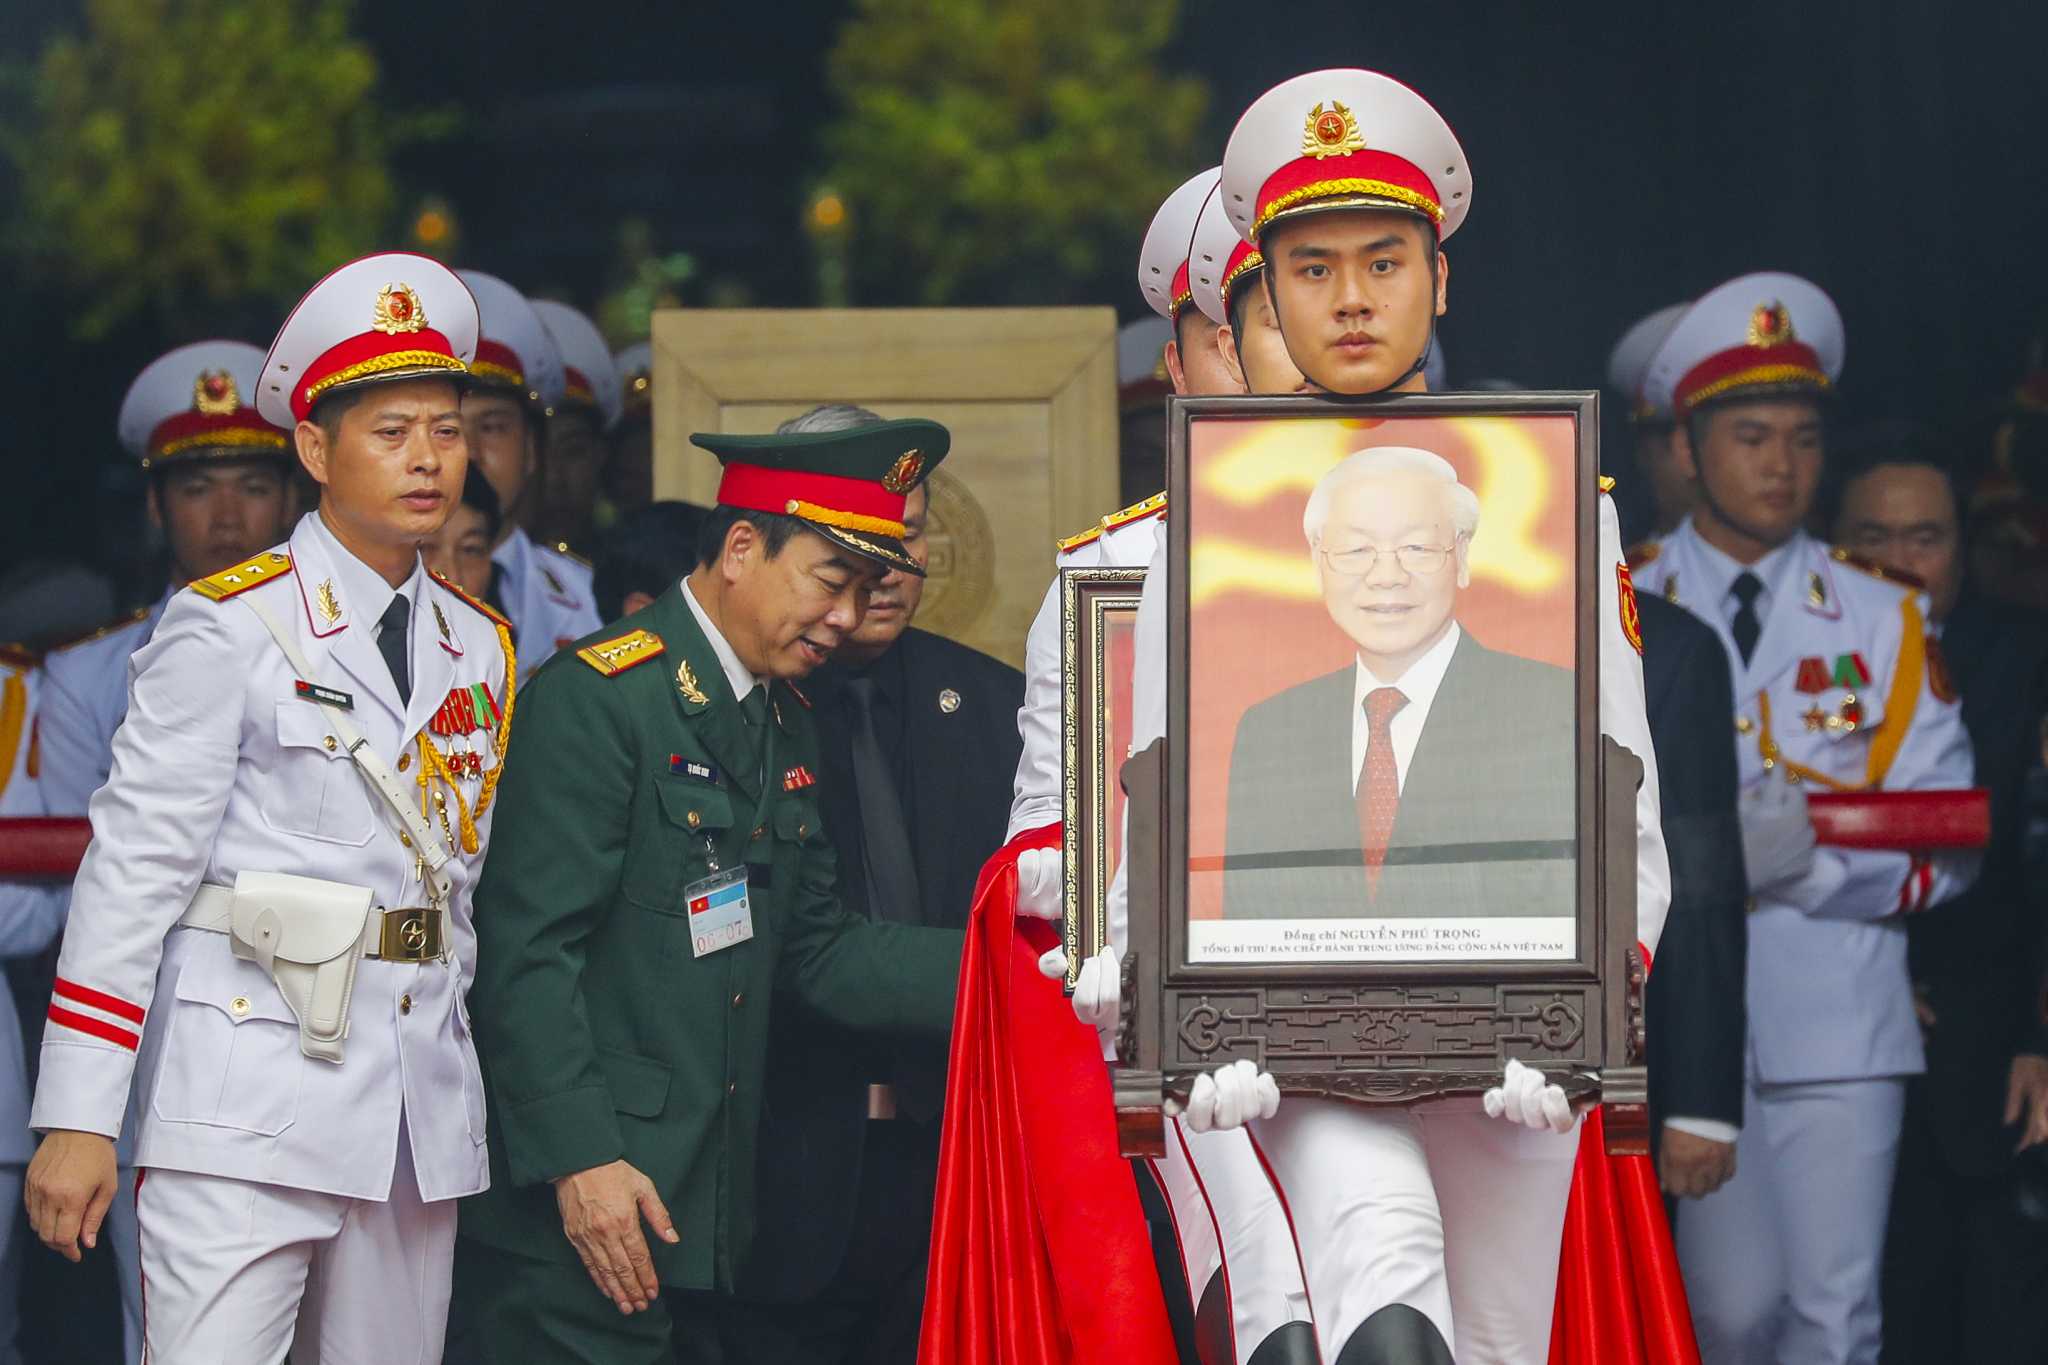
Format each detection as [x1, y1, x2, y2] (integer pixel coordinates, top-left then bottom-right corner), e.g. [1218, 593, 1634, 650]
[1118, 392, 1645, 1134]
[1059, 566, 1145, 990]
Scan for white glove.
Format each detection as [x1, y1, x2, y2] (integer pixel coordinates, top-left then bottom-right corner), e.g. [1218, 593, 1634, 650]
[1184, 1058, 1281, 1133]
[1036, 942, 1122, 1045]
[1739, 778, 1817, 895]
[1015, 846, 1063, 921]
[1482, 1058, 1575, 1134]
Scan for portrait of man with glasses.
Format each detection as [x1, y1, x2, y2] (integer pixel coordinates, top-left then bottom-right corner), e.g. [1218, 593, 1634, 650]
[1219, 445, 1577, 923]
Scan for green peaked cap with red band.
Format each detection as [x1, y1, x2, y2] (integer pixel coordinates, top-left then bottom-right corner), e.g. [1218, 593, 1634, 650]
[690, 417, 950, 575]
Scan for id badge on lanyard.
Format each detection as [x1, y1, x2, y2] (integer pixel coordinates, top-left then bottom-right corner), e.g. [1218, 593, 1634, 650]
[683, 710, 776, 958]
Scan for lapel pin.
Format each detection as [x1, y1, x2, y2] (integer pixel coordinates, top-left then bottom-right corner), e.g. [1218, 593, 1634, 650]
[676, 659, 709, 706]
[315, 579, 342, 626]
[433, 603, 451, 641]
[938, 688, 961, 714]
[1807, 571, 1827, 609]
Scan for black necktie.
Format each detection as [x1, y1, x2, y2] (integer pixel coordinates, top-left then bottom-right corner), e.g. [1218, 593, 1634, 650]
[739, 684, 770, 787]
[377, 595, 411, 704]
[1730, 571, 1764, 666]
[843, 676, 922, 925]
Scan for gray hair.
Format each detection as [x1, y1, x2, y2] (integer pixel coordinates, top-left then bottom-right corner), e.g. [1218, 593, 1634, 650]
[1302, 446, 1481, 548]
[776, 403, 885, 435]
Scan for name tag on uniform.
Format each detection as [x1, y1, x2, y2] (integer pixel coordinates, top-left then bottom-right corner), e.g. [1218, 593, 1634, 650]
[293, 680, 353, 709]
[684, 867, 753, 957]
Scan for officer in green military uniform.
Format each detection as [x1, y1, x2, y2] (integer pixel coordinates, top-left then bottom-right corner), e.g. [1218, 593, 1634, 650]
[454, 419, 965, 1363]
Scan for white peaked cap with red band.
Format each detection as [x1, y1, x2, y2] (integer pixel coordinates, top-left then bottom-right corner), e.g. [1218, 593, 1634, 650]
[1607, 302, 1691, 420]
[455, 269, 566, 412]
[1189, 183, 1264, 328]
[1138, 167, 1221, 324]
[120, 339, 287, 469]
[259, 252, 478, 428]
[533, 299, 623, 430]
[1222, 68, 1471, 246]
[1642, 272, 1843, 419]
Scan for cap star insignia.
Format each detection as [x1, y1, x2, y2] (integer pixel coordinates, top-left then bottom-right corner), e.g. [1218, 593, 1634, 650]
[1302, 100, 1365, 159]
[372, 282, 426, 335]
[1748, 300, 1796, 348]
[193, 369, 238, 415]
[676, 658, 709, 706]
[882, 449, 925, 494]
[316, 579, 341, 626]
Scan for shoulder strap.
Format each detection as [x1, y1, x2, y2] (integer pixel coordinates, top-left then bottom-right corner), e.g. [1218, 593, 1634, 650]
[241, 595, 454, 908]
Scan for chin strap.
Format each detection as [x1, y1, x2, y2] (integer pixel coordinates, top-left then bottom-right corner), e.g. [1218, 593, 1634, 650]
[1379, 247, 1443, 392]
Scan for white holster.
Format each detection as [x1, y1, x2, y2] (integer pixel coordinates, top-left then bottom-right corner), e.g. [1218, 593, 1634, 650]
[219, 872, 374, 1063]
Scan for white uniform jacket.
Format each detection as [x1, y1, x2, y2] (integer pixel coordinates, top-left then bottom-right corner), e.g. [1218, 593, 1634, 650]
[38, 591, 172, 818]
[1121, 488, 1672, 959]
[491, 526, 599, 682]
[1630, 522, 1976, 1083]
[1007, 497, 1165, 842]
[29, 512, 514, 1203]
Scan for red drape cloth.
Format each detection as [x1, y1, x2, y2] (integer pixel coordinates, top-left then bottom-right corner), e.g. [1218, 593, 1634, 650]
[918, 824, 1179, 1365]
[1547, 1108, 1702, 1363]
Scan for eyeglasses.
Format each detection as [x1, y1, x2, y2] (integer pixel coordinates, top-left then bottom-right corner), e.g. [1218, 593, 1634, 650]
[1318, 542, 1457, 576]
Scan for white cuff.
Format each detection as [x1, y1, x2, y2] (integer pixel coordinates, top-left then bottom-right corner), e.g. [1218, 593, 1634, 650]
[1662, 1114, 1739, 1145]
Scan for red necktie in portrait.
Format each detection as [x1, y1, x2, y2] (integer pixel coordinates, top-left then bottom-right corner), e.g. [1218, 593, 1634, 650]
[1357, 685, 1409, 893]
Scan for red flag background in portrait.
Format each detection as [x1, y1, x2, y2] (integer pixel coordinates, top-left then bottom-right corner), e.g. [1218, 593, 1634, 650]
[1184, 411, 1580, 921]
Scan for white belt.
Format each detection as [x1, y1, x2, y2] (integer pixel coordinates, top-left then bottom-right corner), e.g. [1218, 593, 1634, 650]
[180, 884, 447, 963]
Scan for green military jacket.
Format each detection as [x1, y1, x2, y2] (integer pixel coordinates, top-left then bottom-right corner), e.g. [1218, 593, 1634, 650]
[458, 583, 964, 1290]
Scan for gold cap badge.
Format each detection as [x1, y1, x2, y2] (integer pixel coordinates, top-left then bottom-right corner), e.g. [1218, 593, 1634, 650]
[1302, 101, 1365, 159]
[373, 283, 427, 335]
[193, 370, 239, 415]
[1748, 301, 1795, 348]
[882, 449, 925, 495]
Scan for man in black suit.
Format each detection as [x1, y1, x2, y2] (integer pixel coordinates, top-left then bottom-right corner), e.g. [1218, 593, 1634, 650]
[1223, 446, 1575, 923]
[1634, 591, 1749, 1199]
[721, 406, 1022, 1364]
[1827, 435, 2048, 1363]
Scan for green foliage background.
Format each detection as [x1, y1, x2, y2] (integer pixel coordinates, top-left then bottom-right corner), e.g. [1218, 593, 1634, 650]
[822, 0, 1207, 306]
[2, 0, 400, 339]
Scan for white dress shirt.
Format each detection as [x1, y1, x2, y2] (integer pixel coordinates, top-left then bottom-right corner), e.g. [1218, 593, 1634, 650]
[680, 577, 767, 703]
[1349, 622, 1462, 797]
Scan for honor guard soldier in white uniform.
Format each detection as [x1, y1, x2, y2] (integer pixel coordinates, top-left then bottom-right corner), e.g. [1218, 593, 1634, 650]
[0, 650, 67, 1365]
[1607, 302, 1694, 537]
[458, 269, 599, 679]
[31, 338, 298, 1362]
[1010, 169, 1321, 1365]
[1630, 273, 1977, 1365]
[1076, 69, 1672, 1365]
[532, 299, 624, 557]
[24, 252, 517, 1364]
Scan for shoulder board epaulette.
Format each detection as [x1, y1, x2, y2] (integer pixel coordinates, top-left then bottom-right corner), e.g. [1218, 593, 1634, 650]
[1598, 474, 1617, 494]
[1056, 492, 1168, 554]
[577, 629, 665, 677]
[551, 541, 592, 569]
[45, 605, 152, 654]
[429, 570, 513, 632]
[1625, 540, 1661, 569]
[0, 642, 36, 670]
[189, 552, 294, 602]
[1830, 546, 1925, 590]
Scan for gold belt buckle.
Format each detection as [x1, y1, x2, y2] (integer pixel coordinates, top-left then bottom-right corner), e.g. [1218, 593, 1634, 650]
[377, 907, 443, 961]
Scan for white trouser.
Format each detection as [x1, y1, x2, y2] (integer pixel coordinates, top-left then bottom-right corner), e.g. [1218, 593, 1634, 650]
[1676, 1077, 1905, 1365]
[1164, 1121, 1312, 1360]
[1252, 1097, 1581, 1364]
[137, 1123, 454, 1365]
[108, 1165, 143, 1363]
